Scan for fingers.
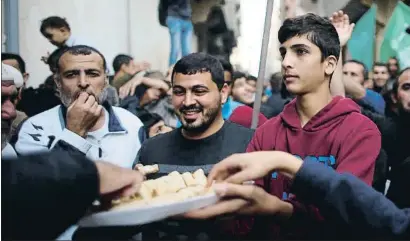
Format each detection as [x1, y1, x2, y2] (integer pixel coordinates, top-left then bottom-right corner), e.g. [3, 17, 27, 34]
[85, 94, 96, 107]
[349, 23, 355, 33]
[119, 87, 130, 99]
[77, 92, 89, 104]
[213, 183, 259, 200]
[225, 170, 256, 185]
[183, 199, 248, 219]
[117, 169, 144, 197]
[130, 82, 139, 96]
[122, 172, 144, 197]
[207, 155, 243, 185]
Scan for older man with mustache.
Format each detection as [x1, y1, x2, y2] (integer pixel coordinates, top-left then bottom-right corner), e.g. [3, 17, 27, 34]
[15, 45, 144, 168]
[2, 63, 25, 159]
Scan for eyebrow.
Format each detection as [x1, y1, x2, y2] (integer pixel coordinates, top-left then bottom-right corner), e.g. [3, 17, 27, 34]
[279, 44, 311, 52]
[62, 68, 102, 75]
[173, 84, 209, 89]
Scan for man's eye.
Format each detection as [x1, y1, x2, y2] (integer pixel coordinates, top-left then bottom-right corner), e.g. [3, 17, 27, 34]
[88, 73, 100, 77]
[401, 83, 410, 90]
[65, 73, 76, 78]
[296, 49, 308, 55]
[194, 89, 207, 94]
[173, 90, 184, 95]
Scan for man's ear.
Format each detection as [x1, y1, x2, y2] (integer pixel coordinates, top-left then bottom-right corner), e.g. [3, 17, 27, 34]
[54, 74, 61, 88]
[23, 73, 30, 84]
[325, 55, 338, 76]
[220, 83, 229, 105]
[391, 91, 398, 104]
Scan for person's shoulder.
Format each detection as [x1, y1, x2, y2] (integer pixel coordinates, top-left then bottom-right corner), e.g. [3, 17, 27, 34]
[365, 89, 384, 100]
[112, 107, 143, 126]
[24, 105, 61, 124]
[19, 105, 61, 132]
[345, 111, 380, 134]
[257, 115, 281, 131]
[225, 121, 254, 135]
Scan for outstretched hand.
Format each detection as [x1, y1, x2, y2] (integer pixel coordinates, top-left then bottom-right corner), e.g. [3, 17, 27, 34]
[329, 11, 355, 47]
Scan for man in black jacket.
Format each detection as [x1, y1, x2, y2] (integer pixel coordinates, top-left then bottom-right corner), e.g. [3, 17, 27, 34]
[2, 149, 144, 240]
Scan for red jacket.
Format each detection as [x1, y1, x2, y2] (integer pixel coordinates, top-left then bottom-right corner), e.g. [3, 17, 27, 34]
[226, 96, 381, 239]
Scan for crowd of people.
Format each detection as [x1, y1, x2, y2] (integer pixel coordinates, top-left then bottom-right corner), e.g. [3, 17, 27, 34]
[2, 3, 410, 240]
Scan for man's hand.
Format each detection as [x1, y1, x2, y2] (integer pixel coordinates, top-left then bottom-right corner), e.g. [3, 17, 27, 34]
[207, 151, 301, 186]
[139, 88, 162, 107]
[119, 77, 169, 99]
[183, 183, 292, 219]
[119, 75, 142, 99]
[66, 92, 103, 137]
[329, 10, 355, 47]
[133, 61, 151, 73]
[95, 161, 144, 197]
[182, 151, 303, 219]
[148, 121, 173, 138]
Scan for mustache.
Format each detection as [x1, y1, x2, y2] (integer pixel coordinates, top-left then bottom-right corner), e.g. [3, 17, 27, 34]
[74, 89, 96, 100]
[179, 104, 203, 113]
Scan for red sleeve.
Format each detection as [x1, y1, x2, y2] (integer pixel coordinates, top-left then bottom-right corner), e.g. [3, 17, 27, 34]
[335, 128, 381, 185]
[284, 126, 381, 238]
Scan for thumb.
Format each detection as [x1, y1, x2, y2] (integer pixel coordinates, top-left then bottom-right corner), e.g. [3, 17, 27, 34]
[213, 183, 256, 200]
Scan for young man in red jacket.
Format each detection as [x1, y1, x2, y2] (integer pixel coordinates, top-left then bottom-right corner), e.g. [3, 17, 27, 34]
[185, 12, 381, 239]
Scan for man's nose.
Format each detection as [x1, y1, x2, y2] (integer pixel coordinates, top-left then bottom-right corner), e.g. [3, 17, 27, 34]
[281, 54, 294, 70]
[183, 92, 196, 106]
[78, 72, 90, 88]
[1, 100, 16, 119]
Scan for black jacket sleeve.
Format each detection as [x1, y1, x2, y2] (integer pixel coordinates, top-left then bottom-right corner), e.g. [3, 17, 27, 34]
[2, 148, 100, 240]
[291, 160, 410, 239]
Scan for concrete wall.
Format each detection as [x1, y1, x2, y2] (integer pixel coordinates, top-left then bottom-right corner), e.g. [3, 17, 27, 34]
[18, 0, 199, 88]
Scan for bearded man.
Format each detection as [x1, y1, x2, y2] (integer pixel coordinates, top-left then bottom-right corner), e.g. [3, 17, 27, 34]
[15, 45, 143, 168]
[129, 53, 255, 240]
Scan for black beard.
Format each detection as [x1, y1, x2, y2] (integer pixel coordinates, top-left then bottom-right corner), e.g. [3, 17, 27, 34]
[180, 104, 221, 134]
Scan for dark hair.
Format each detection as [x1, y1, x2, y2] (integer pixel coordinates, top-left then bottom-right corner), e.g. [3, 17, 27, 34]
[393, 67, 410, 95]
[1, 53, 26, 74]
[232, 71, 247, 87]
[278, 13, 340, 61]
[270, 72, 283, 92]
[47, 46, 69, 73]
[344, 59, 369, 79]
[144, 70, 165, 79]
[40, 16, 70, 37]
[373, 62, 388, 70]
[247, 75, 258, 82]
[216, 57, 233, 76]
[55, 45, 107, 73]
[39, 75, 57, 91]
[171, 53, 225, 90]
[112, 54, 133, 73]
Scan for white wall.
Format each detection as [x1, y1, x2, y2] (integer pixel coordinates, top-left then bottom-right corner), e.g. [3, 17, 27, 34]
[18, 0, 198, 88]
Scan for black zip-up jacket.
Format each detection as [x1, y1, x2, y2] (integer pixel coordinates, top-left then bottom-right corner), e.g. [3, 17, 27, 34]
[2, 143, 99, 240]
[293, 160, 410, 239]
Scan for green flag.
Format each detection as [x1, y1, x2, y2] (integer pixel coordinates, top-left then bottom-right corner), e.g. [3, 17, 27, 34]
[347, 4, 377, 71]
[380, 1, 410, 70]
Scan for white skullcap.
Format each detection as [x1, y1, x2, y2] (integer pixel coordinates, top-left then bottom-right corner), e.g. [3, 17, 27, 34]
[2, 63, 24, 88]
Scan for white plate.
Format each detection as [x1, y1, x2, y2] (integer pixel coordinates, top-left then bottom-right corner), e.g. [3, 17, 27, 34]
[78, 193, 219, 227]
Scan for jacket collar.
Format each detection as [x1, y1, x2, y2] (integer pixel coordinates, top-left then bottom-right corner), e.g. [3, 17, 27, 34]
[58, 102, 127, 133]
